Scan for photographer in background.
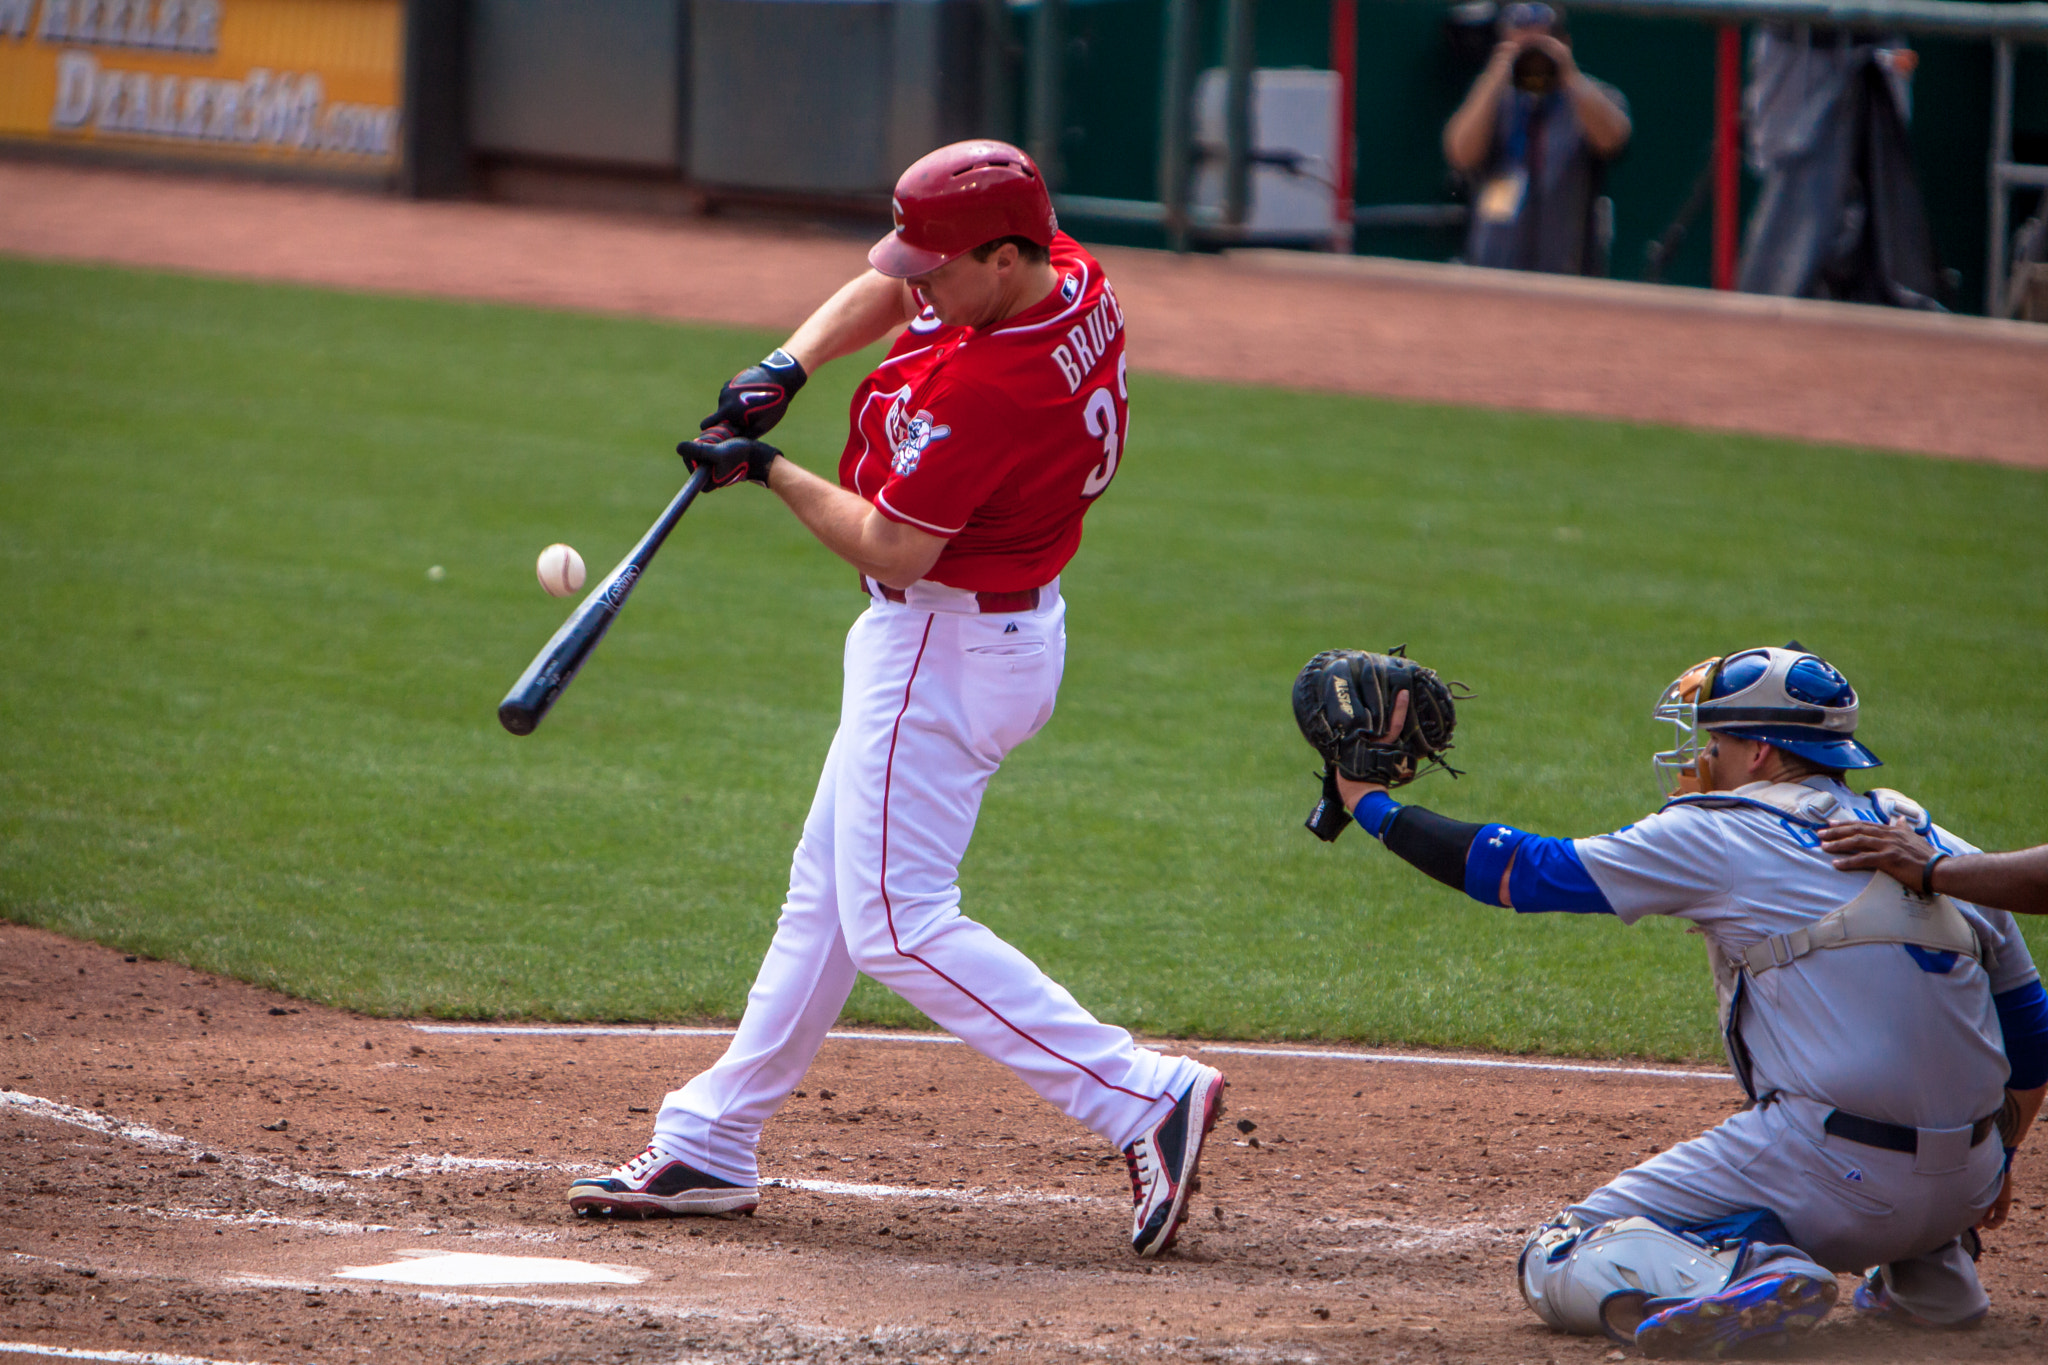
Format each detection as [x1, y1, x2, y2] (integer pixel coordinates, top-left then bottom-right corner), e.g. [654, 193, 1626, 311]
[1444, 2, 1631, 276]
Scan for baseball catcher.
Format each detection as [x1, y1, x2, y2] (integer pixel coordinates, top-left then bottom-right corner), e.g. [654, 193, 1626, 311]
[1294, 643, 2047, 1357]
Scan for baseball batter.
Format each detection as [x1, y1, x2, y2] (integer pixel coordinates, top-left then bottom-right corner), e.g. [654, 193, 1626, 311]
[1296, 645, 2048, 1356]
[568, 141, 1225, 1257]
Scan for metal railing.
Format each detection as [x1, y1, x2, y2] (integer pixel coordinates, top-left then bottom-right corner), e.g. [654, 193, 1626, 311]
[1991, 38, 2048, 314]
[1546, 0, 2048, 38]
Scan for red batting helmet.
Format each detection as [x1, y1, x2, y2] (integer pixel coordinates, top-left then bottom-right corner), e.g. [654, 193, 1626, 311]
[868, 140, 1059, 279]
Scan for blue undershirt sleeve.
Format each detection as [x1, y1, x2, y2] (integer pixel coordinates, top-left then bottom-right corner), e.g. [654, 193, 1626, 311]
[1506, 837, 1616, 914]
[1355, 792, 1612, 914]
[1352, 790, 1402, 840]
[1464, 825, 1614, 914]
[1995, 980, 2048, 1091]
[1462, 824, 1525, 905]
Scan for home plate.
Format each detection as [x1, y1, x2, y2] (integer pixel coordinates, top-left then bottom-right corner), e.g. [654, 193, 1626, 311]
[334, 1251, 645, 1287]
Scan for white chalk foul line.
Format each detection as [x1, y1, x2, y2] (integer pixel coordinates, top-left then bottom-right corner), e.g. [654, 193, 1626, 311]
[6, 1086, 1099, 1212]
[764, 1177, 1106, 1207]
[0, 1094, 568, 1186]
[351, 1154, 560, 1177]
[0, 1343, 279, 1365]
[409, 1023, 1728, 1081]
[1197, 1045, 1727, 1082]
[0, 1092, 351, 1195]
[411, 1024, 960, 1043]
[0, 1091, 199, 1155]
[4, 1089, 1099, 1211]
[1329, 1215, 1531, 1251]
[119, 1205, 397, 1235]
[220, 1276, 684, 1315]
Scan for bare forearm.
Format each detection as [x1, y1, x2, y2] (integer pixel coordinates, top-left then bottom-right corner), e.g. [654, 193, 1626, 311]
[2009, 1084, 2045, 1148]
[1981, 1082, 2042, 1231]
[767, 459, 943, 588]
[1565, 75, 1631, 156]
[1937, 847, 2048, 915]
[1822, 823, 2048, 915]
[1444, 62, 1511, 171]
[782, 271, 918, 374]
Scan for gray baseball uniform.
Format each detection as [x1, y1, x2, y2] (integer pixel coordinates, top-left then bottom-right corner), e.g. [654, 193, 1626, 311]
[1566, 777, 2035, 1322]
[1344, 645, 2048, 1347]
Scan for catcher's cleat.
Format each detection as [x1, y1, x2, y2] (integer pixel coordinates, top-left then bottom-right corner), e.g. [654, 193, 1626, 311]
[1850, 1269, 1986, 1330]
[1123, 1065, 1226, 1258]
[568, 1146, 759, 1218]
[1633, 1271, 1837, 1359]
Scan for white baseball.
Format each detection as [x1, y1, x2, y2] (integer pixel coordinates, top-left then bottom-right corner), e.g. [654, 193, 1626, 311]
[536, 543, 586, 598]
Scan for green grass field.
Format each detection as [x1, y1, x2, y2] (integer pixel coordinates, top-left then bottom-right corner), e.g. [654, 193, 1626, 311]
[3, 255, 2043, 1061]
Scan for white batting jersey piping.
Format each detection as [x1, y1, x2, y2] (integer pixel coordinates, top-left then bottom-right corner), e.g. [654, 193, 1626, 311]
[985, 259, 1093, 336]
[874, 489, 967, 537]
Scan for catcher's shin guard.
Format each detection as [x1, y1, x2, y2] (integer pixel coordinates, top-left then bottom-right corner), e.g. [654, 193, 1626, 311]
[1518, 1214, 1739, 1342]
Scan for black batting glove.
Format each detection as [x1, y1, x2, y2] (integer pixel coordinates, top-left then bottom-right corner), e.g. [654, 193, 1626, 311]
[679, 431, 780, 489]
[700, 348, 807, 439]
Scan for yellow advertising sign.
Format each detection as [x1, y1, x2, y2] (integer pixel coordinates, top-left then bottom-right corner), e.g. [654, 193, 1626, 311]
[0, 1, 403, 172]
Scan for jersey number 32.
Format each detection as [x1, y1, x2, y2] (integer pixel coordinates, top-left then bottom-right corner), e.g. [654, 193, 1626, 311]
[1080, 355, 1131, 499]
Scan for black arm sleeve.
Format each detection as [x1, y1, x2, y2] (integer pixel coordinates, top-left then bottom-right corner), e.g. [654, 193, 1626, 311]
[1383, 805, 1484, 891]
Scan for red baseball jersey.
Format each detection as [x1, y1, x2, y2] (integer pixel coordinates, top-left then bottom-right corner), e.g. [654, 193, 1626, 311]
[839, 233, 1130, 593]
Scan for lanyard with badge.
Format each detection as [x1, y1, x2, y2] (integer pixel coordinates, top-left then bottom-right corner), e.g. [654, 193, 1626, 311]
[1478, 95, 1536, 224]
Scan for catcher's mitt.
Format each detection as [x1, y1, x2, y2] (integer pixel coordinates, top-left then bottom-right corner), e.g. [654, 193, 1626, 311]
[1293, 647, 1467, 841]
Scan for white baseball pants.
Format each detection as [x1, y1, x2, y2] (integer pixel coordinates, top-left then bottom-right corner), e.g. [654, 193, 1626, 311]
[654, 585, 1200, 1184]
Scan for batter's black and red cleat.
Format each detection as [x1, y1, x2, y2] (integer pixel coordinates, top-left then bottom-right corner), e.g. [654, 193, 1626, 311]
[568, 1146, 759, 1218]
[1123, 1065, 1226, 1257]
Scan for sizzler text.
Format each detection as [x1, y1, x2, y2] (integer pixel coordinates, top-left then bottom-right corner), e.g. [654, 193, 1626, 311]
[1048, 284, 1126, 395]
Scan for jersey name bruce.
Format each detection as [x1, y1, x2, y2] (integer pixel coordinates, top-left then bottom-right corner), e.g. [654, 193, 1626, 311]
[1048, 284, 1127, 395]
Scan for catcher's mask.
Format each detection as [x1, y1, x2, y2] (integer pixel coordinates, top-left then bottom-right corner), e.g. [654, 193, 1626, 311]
[1652, 645, 1880, 794]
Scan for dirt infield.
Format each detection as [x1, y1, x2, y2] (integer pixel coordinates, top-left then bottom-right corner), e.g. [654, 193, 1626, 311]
[3, 159, 2046, 466]
[3, 925, 2044, 1364]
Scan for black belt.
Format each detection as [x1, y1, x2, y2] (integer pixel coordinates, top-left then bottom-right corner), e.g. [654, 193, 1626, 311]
[1823, 1108, 1997, 1155]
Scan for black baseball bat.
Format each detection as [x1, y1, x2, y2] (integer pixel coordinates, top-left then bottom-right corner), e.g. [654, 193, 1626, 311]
[497, 463, 713, 736]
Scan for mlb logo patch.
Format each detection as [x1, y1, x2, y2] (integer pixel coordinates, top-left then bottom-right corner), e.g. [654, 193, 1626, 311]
[1060, 273, 1079, 303]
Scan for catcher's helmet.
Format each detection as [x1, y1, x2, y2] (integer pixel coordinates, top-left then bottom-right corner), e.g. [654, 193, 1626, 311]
[868, 140, 1058, 279]
[1652, 645, 1880, 792]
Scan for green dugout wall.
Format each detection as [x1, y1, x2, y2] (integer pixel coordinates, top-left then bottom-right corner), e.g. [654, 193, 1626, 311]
[1034, 0, 2048, 312]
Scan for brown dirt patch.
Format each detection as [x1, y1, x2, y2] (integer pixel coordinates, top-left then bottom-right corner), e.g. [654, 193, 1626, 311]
[4, 923, 2043, 1364]
[2, 159, 2044, 467]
